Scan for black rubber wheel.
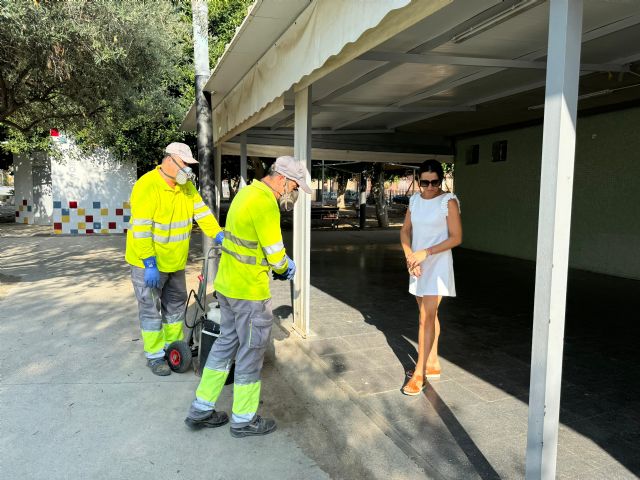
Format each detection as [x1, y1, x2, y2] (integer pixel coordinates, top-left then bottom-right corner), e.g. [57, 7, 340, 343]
[166, 341, 192, 373]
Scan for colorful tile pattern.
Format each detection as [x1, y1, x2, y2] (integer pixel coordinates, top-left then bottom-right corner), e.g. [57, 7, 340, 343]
[51, 199, 131, 235]
[15, 199, 34, 224]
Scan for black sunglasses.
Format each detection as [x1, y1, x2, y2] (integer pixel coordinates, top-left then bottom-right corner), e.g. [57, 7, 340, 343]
[419, 179, 442, 187]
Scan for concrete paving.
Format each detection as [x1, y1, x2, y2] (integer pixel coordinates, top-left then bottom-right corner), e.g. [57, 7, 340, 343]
[0, 227, 428, 480]
[2, 224, 638, 479]
[272, 228, 640, 480]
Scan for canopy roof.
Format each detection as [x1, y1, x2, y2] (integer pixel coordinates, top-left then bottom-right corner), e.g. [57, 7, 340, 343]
[183, 0, 640, 159]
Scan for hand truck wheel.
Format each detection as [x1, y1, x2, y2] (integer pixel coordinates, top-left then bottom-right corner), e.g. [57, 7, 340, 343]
[166, 340, 193, 373]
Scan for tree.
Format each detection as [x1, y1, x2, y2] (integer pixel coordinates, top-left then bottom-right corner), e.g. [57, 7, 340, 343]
[0, 0, 187, 159]
[371, 163, 389, 228]
[0, 0, 254, 168]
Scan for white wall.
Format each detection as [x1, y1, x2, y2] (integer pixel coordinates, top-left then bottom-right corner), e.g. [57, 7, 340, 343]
[455, 106, 640, 280]
[51, 143, 136, 234]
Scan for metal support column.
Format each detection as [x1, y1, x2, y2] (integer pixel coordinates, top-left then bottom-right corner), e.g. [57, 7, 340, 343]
[292, 86, 312, 338]
[359, 172, 367, 229]
[526, 1, 583, 478]
[191, 0, 215, 281]
[240, 133, 248, 189]
[214, 145, 222, 221]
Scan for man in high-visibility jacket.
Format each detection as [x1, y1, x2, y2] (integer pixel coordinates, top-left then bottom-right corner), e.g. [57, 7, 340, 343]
[126, 142, 223, 377]
[185, 155, 311, 437]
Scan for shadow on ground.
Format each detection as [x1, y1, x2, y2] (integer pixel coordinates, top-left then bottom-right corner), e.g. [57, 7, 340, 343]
[279, 228, 640, 478]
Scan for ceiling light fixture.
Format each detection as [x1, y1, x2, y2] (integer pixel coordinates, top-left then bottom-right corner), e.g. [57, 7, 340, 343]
[451, 0, 546, 44]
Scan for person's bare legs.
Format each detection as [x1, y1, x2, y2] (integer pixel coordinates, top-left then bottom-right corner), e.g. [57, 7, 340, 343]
[404, 296, 438, 394]
[426, 297, 442, 373]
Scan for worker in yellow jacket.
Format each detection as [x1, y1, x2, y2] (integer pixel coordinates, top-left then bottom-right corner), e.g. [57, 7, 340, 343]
[185, 155, 311, 437]
[126, 142, 223, 377]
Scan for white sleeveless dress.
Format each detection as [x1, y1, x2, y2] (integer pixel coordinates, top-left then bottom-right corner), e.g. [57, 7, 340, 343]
[408, 192, 460, 297]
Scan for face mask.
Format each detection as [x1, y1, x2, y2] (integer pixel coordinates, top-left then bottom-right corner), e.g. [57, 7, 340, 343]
[166, 157, 195, 185]
[278, 180, 299, 211]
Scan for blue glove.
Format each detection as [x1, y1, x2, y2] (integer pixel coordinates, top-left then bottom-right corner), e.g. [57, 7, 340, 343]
[284, 256, 296, 280]
[271, 255, 296, 281]
[142, 256, 160, 289]
[214, 230, 225, 245]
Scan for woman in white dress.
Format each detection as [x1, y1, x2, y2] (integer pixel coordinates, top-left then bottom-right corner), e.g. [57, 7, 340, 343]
[400, 160, 462, 395]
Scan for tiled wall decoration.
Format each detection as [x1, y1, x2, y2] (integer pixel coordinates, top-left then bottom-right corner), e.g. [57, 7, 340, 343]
[52, 199, 131, 235]
[15, 199, 34, 224]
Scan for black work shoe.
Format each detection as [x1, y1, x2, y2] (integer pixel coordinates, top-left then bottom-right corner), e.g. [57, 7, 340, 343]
[184, 410, 229, 430]
[147, 358, 171, 376]
[230, 415, 277, 438]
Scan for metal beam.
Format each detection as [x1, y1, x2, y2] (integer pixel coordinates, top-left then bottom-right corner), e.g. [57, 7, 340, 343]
[397, 12, 640, 107]
[283, 104, 475, 113]
[314, 1, 526, 106]
[318, 104, 475, 114]
[526, 1, 583, 478]
[270, 113, 294, 130]
[358, 51, 628, 72]
[248, 128, 396, 135]
[292, 86, 312, 339]
[385, 49, 640, 129]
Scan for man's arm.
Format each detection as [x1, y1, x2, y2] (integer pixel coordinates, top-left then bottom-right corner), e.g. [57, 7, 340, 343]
[130, 181, 157, 261]
[192, 190, 222, 238]
[251, 203, 288, 274]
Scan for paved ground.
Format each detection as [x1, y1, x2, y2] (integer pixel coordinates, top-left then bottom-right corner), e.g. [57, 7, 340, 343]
[272, 228, 640, 480]
[2, 224, 638, 479]
[0, 226, 427, 480]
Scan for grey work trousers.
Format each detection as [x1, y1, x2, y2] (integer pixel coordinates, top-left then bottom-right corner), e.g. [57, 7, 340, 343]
[130, 266, 187, 359]
[191, 292, 273, 426]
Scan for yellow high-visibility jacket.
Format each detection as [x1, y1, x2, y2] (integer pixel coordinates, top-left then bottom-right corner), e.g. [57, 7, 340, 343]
[125, 166, 222, 272]
[215, 179, 289, 301]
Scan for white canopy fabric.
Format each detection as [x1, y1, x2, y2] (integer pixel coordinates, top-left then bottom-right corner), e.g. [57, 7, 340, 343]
[212, 0, 452, 143]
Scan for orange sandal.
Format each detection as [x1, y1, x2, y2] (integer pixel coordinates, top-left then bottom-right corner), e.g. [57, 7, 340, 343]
[402, 375, 425, 396]
[405, 368, 441, 380]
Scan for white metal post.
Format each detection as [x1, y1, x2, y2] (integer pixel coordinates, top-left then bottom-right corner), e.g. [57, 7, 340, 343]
[214, 144, 222, 220]
[526, 1, 583, 479]
[293, 86, 312, 338]
[240, 133, 248, 189]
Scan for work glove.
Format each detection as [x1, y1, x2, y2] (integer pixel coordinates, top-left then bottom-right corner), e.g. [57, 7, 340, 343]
[284, 256, 296, 280]
[271, 255, 296, 281]
[214, 230, 225, 245]
[142, 256, 161, 289]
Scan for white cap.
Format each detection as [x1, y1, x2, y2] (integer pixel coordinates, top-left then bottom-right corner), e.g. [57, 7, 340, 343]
[165, 142, 197, 164]
[273, 156, 312, 194]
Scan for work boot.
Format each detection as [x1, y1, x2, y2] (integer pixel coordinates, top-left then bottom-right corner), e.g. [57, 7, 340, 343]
[230, 415, 277, 438]
[184, 409, 229, 430]
[147, 358, 171, 376]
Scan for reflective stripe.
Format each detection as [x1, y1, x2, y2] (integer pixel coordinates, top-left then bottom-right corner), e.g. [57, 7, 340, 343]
[153, 232, 191, 244]
[132, 219, 153, 226]
[133, 231, 153, 239]
[272, 257, 287, 269]
[262, 241, 284, 256]
[194, 201, 206, 209]
[224, 231, 258, 249]
[153, 219, 191, 231]
[221, 246, 257, 265]
[194, 210, 213, 221]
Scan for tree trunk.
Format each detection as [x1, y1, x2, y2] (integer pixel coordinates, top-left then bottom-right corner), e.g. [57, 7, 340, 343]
[372, 163, 388, 228]
[335, 172, 349, 208]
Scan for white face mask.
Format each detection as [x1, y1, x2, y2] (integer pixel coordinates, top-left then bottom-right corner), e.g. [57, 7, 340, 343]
[163, 156, 195, 185]
[278, 180, 299, 211]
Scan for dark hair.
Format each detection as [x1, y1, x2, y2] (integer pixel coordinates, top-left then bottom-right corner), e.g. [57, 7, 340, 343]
[419, 159, 443, 181]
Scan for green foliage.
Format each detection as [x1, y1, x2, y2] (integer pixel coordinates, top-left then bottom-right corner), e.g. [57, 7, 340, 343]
[208, 0, 253, 65]
[0, 0, 253, 166]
